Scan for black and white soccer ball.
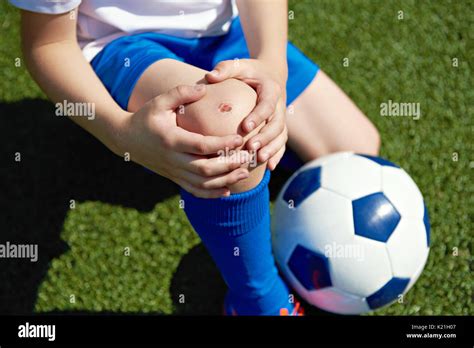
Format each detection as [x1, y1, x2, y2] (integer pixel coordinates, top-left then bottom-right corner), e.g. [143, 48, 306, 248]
[272, 152, 430, 314]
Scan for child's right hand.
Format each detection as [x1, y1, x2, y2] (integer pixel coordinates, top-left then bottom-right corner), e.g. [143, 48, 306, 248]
[114, 85, 250, 198]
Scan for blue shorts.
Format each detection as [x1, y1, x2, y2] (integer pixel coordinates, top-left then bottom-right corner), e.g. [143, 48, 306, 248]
[91, 17, 319, 110]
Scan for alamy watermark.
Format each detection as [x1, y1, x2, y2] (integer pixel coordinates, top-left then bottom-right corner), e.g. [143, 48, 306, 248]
[0, 241, 38, 262]
[324, 242, 365, 261]
[18, 322, 55, 342]
[55, 100, 95, 120]
[380, 100, 421, 120]
[217, 147, 258, 168]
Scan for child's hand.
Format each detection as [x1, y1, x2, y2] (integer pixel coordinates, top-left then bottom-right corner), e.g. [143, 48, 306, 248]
[205, 59, 288, 170]
[115, 85, 249, 198]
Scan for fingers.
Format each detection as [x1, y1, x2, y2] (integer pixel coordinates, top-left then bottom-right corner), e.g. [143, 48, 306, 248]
[154, 84, 206, 110]
[205, 59, 282, 134]
[165, 152, 251, 198]
[268, 145, 286, 171]
[242, 79, 281, 132]
[185, 167, 250, 191]
[205, 60, 242, 83]
[177, 178, 230, 199]
[166, 126, 243, 155]
[187, 150, 252, 177]
[247, 112, 286, 153]
[255, 125, 288, 163]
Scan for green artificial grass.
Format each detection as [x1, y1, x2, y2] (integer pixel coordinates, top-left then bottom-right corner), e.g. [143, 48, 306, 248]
[0, 0, 472, 315]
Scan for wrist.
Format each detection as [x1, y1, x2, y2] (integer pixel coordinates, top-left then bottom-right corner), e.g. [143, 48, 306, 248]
[255, 56, 288, 83]
[105, 109, 132, 157]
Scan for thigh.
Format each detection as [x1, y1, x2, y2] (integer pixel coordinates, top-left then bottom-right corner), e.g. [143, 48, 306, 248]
[128, 59, 208, 112]
[287, 71, 380, 161]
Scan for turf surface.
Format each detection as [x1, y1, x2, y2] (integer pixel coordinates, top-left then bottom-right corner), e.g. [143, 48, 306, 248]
[0, 0, 472, 315]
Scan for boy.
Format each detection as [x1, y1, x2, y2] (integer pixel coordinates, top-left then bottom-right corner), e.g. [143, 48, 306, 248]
[11, 0, 380, 315]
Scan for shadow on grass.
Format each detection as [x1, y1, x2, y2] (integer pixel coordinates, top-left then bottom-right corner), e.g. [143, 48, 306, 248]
[0, 98, 320, 316]
[170, 245, 332, 316]
[170, 244, 226, 315]
[0, 99, 178, 314]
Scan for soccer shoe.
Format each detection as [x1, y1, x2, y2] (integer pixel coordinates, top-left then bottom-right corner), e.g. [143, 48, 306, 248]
[223, 297, 304, 316]
[279, 301, 305, 316]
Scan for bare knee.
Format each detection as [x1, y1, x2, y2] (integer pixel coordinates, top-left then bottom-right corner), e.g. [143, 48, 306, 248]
[177, 78, 267, 192]
[361, 122, 381, 156]
[178, 78, 257, 136]
[319, 118, 381, 158]
[332, 122, 380, 157]
[346, 121, 381, 156]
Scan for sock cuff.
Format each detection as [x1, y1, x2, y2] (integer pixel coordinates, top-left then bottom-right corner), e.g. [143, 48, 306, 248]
[181, 170, 271, 236]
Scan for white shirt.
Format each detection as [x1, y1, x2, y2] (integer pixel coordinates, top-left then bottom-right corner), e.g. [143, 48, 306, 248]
[10, 0, 237, 61]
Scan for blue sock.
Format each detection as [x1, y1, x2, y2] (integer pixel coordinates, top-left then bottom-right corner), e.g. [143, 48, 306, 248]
[181, 170, 294, 315]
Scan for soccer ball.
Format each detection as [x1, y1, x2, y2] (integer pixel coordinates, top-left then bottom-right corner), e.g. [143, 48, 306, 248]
[272, 152, 430, 314]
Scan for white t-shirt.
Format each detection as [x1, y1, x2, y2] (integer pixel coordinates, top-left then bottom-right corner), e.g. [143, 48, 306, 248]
[10, 0, 237, 61]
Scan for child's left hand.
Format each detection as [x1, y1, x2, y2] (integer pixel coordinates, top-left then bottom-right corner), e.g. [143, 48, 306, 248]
[205, 59, 288, 170]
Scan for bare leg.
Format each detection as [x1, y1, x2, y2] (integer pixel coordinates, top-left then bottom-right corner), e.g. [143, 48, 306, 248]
[128, 59, 266, 193]
[287, 71, 380, 161]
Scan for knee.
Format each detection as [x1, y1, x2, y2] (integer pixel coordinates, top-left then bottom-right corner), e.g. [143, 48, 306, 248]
[304, 121, 381, 161]
[177, 78, 258, 137]
[177, 78, 266, 192]
[362, 123, 381, 156]
[335, 119, 381, 157]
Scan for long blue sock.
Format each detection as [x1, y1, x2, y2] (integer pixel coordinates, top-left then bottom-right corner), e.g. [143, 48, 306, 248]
[181, 170, 294, 315]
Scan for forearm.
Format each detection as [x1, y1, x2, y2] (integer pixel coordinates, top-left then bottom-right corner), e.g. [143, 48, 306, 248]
[236, 0, 288, 80]
[23, 37, 128, 154]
